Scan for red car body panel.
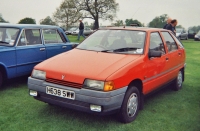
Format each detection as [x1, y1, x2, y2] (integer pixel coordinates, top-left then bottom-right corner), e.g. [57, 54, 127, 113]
[34, 28, 186, 95]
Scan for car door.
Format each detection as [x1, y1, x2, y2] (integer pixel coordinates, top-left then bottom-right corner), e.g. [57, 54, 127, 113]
[144, 32, 171, 93]
[42, 29, 71, 58]
[161, 31, 181, 80]
[16, 29, 46, 76]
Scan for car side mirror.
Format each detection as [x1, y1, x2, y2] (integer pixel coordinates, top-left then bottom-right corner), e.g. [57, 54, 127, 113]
[149, 50, 162, 58]
[71, 43, 79, 48]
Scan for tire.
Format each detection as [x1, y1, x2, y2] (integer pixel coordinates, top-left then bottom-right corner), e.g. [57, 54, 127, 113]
[0, 71, 3, 88]
[172, 70, 183, 91]
[118, 86, 140, 123]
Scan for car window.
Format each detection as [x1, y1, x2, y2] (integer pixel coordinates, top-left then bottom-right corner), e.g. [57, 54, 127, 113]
[26, 29, 42, 45]
[17, 30, 27, 46]
[149, 32, 165, 54]
[77, 30, 146, 54]
[176, 39, 184, 48]
[0, 28, 19, 46]
[43, 29, 63, 44]
[161, 32, 178, 52]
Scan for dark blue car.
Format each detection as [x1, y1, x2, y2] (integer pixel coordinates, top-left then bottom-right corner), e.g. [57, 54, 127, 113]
[0, 24, 77, 88]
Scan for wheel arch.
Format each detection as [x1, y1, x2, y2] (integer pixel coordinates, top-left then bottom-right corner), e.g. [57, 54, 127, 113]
[128, 79, 143, 94]
[127, 79, 144, 110]
[0, 64, 8, 80]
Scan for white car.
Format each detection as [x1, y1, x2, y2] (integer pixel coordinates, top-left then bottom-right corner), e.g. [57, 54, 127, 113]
[71, 27, 93, 36]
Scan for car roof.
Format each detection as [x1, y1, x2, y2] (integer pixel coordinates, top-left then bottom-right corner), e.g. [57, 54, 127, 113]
[100, 26, 169, 32]
[0, 23, 59, 29]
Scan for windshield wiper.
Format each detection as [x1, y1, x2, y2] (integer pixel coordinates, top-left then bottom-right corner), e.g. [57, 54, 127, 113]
[0, 41, 9, 44]
[101, 47, 141, 52]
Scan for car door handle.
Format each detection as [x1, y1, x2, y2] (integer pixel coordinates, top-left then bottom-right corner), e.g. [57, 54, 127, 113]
[166, 57, 169, 61]
[178, 52, 181, 56]
[62, 46, 67, 49]
[40, 48, 46, 51]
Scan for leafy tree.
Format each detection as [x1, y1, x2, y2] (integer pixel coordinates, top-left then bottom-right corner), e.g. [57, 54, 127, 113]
[53, 0, 82, 29]
[40, 16, 56, 25]
[125, 19, 143, 27]
[0, 14, 9, 23]
[84, 21, 89, 26]
[75, 0, 119, 29]
[113, 20, 123, 26]
[18, 17, 36, 24]
[148, 14, 168, 28]
[176, 25, 185, 29]
[188, 26, 200, 33]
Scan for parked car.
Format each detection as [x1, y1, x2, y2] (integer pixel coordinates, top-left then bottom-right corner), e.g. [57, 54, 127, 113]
[188, 29, 197, 39]
[71, 27, 93, 36]
[176, 28, 188, 40]
[65, 27, 77, 35]
[28, 27, 186, 123]
[194, 30, 200, 41]
[0, 23, 78, 88]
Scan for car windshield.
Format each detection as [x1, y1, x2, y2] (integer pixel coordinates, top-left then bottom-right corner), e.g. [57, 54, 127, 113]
[176, 29, 182, 33]
[77, 30, 146, 54]
[0, 27, 20, 46]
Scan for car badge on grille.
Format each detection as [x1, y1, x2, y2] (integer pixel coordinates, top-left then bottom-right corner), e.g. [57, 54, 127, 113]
[62, 75, 65, 80]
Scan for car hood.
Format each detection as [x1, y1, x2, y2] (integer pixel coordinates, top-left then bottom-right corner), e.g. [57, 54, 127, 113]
[35, 49, 141, 84]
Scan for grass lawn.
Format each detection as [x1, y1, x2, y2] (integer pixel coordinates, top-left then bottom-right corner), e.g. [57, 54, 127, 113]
[0, 39, 199, 131]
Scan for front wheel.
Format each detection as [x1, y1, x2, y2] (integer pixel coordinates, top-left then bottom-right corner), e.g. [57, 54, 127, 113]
[118, 86, 140, 123]
[172, 70, 183, 91]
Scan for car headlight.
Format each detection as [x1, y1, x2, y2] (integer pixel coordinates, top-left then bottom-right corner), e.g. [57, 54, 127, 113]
[83, 79, 115, 91]
[32, 69, 46, 80]
[194, 35, 198, 38]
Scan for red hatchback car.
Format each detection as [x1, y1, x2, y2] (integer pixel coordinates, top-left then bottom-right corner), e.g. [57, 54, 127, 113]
[28, 27, 186, 123]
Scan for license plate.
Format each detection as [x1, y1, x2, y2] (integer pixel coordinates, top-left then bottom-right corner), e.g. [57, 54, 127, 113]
[46, 86, 75, 100]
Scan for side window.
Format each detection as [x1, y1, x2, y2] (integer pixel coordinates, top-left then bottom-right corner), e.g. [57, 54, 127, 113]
[25, 29, 42, 45]
[161, 32, 178, 52]
[149, 32, 165, 54]
[43, 29, 63, 44]
[176, 39, 184, 48]
[18, 30, 27, 46]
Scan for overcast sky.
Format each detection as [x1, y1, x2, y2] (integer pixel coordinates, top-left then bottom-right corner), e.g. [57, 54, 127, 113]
[1, 0, 199, 29]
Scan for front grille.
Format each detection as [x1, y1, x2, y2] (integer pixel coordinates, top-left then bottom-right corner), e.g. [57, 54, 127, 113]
[46, 78, 82, 88]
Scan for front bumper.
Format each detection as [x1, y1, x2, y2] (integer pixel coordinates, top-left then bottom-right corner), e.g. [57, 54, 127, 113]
[28, 77, 127, 115]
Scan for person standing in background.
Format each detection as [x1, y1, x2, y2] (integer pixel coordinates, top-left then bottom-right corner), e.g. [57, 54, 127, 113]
[166, 19, 178, 35]
[77, 19, 85, 41]
[163, 17, 172, 29]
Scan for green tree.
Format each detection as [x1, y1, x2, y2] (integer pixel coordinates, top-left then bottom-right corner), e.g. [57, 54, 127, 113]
[125, 19, 143, 26]
[53, 0, 82, 29]
[176, 25, 184, 29]
[18, 17, 36, 24]
[148, 14, 168, 28]
[84, 21, 89, 26]
[75, 0, 119, 29]
[188, 26, 200, 33]
[40, 16, 56, 25]
[113, 20, 123, 26]
[0, 14, 9, 23]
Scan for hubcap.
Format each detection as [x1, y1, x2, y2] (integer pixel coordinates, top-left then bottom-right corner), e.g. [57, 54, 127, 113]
[177, 71, 182, 88]
[127, 93, 138, 117]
